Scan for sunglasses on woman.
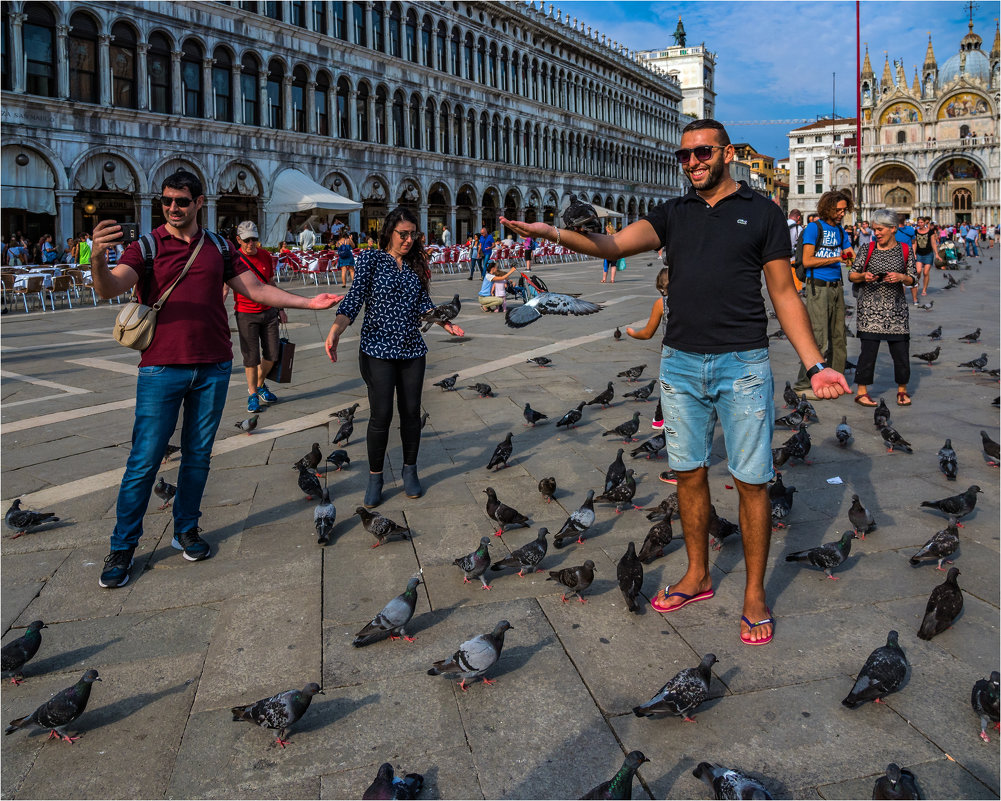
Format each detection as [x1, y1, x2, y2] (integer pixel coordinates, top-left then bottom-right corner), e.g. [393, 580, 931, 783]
[674, 145, 725, 164]
[395, 229, 420, 241]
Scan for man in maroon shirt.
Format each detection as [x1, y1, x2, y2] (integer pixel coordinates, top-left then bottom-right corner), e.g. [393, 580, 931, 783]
[89, 171, 342, 589]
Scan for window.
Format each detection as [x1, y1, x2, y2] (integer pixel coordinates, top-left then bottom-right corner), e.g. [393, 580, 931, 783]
[421, 17, 432, 67]
[439, 102, 449, 153]
[392, 91, 405, 144]
[488, 43, 497, 87]
[110, 23, 138, 109]
[290, 1, 306, 27]
[181, 40, 203, 117]
[374, 86, 387, 144]
[815, 183, 823, 193]
[291, 65, 307, 132]
[797, 185, 804, 194]
[212, 47, 232, 121]
[463, 34, 473, 79]
[405, 11, 417, 62]
[68, 13, 99, 103]
[896, 130, 906, 144]
[796, 161, 805, 177]
[240, 53, 260, 125]
[267, 60, 283, 128]
[476, 39, 485, 83]
[264, 1, 281, 20]
[388, 5, 401, 57]
[371, 5, 384, 50]
[2, 17, 11, 91]
[953, 188, 972, 211]
[353, 3, 366, 46]
[425, 100, 436, 152]
[796, 136, 804, 144]
[23, 4, 56, 97]
[454, 106, 464, 156]
[435, 22, 446, 71]
[356, 82, 369, 139]
[450, 27, 460, 75]
[479, 111, 488, 159]
[333, 2, 346, 40]
[500, 49, 508, 91]
[814, 161, 823, 176]
[814, 135, 822, 142]
[312, 1, 327, 35]
[409, 94, 421, 148]
[336, 78, 349, 137]
[316, 72, 330, 135]
[466, 109, 476, 157]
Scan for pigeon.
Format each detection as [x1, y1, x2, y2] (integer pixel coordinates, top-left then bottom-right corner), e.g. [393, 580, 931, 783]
[596, 468, 639, 513]
[326, 449, 351, 471]
[419, 293, 461, 331]
[5, 669, 100, 743]
[835, 416, 853, 447]
[362, 763, 425, 800]
[785, 531, 853, 580]
[917, 300, 934, 311]
[547, 559, 596, 603]
[4, 500, 59, 539]
[633, 653, 717, 721]
[586, 382, 615, 408]
[419, 410, 429, 429]
[554, 490, 596, 548]
[355, 507, 411, 547]
[771, 444, 791, 468]
[433, 373, 459, 391]
[958, 327, 981, 343]
[153, 477, 176, 510]
[613, 326, 622, 341]
[693, 762, 773, 801]
[873, 398, 891, 429]
[467, 382, 494, 398]
[631, 432, 666, 460]
[782, 381, 799, 408]
[330, 402, 360, 421]
[526, 356, 553, 367]
[235, 414, 259, 434]
[781, 426, 812, 464]
[505, 292, 603, 328]
[624, 380, 656, 401]
[523, 403, 548, 426]
[353, 574, 423, 646]
[556, 402, 586, 429]
[797, 395, 820, 422]
[912, 346, 941, 364]
[959, 352, 989, 372]
[580, 750, 649, 800]
[604, 449, 627, 494]
[1, 620, 46, 684]
[920, 485, 982, 525]
[617, 542, 644, 613]
[938, 439, 958, 480]
[453, 536, 493, 589]
[486, 432, 514, 470]
[926, 326, 942, 340]
[880, 425, 912, 454]
[296, 463, 323, 500]
[943, 272, 961, 289]
[645, 493, 679, 521]
[617, 364, 646, 382]
[490, 528, 549, 577]
[581, 750, 650, 800]
[161, 443, 181, 462]
[483, 487, 530, 535]
[230, 682, 323, 747]
[538, 477, 557, 504]
[848, 494, 876, 539]
[294, 442, 323, 474]
[872, 764, 920, 800]
[767, 328, 787, 340]
[638, 517, 673, 563]
[980, 431, 1000, 465]
[427, 620, 512, 690]
[769, 473, 796, 529]
[314, 488, 336, 545]
[708, 505, 741, 551]
[909, 516, 960, 570]
[917, 566, 963, 640]
[971, 671, 1000, 743]
[842, 630, 908, 708]
[774, 409, 805, 429]
[602, 412, 642, 442]
[332, 418, 354, 445]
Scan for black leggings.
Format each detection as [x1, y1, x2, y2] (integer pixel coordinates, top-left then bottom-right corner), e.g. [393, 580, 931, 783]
[358, 351, 426, 472]
[855, 337, 910, 386]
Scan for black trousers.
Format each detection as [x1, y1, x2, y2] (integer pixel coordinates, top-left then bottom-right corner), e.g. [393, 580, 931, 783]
[855, 337, 910, 386]
[358, 350, 426, 472]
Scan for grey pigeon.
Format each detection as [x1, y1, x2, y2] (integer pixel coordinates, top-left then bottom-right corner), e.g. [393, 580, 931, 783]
[235, 414, 259, 434]
[873, 398, 891, 429]
[330, 402, 359, 421]
[419, 292, 461, 332]
[958, 327, 981, 343]
[433, 373, 459, 391]
[693, 762, 773, 800]
[556, 402, 586, 429]
[848, 494, 876, 539]
[633, 653, 717, 721]
[1, 620, 46, 684]
[486, 432, 514, 470]
[645, 493, 679, 521]
[638, 517, 673, 563]
[917, 300, 933, 311]
[538, 477, 557, 504]
[483, 487, 530, 535]
[880, 425, 912, 453]
[631, 432, 666, 460]
[161, 443, 181, 462]
[296, 463, 323, 500]
[782, 381, 799, 408]
[909, 516, 960, 570]
[769, 473, 796, 529]
[427, 620, 512, 690]
[938, 439, 958, 480]
[774, 409, 805, 429]
[547, 559, 596, 603]
[554, 490, 596, 548]
[708, 505, 741, 551]
[587, 382, 615, 408]
[314, 488, 336, 545]
[624, 380, 656, 401]
[505, 292, 602, 328]
[326, 449, 351, 471]
[981, 431, 1000, 465]
[917, 566, 963, 640]
[154, 477, 176, 510]
[363, 763, 425, 800]
[617, 542, 643, 613]
[332, 418, 353, 445]
[580, 750, 649, 800]
[596, 468, 639, 513]
[912, 346, 941, 364]
[920, 485, 982, 525]
[613, 326, 622, 341]
[294, 442, 322, 474]
[356, 507, 411, 547]
[5, 669, 100, 743]
[467, 382, 494, 398]
[454, 536, 494, 589]
[872, 764, 920, 800]
[231, 682, 323, 747]
[5, 500, 59, 539]
[617, 364, 646, 382]
[527, 356, 553, 367]
[842, 630, 907, 708]
[926, 326, 942, 340]
[523, 403, 548, 426]
[353, 574, 423, 646]
[958, 352, 988, 372]
[785, 531, 853, 580]
[835, 416, 853, 447]
[604, 449, 627, 494]
[971, 671, 1000, 743]
[796, 394, 820, 422]
[490, 528, 549, 577]
[419, 410, 429, 429]
[602, 412, 642, 442]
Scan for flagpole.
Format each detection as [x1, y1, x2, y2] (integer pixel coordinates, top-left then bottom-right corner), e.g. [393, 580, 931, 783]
[856, 0, 863, 223]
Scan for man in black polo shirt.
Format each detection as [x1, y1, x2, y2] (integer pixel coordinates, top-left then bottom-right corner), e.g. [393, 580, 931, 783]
[501, 119, 849, 645]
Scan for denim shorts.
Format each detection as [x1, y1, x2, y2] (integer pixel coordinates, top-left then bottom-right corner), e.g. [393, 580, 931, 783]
[659, 345, 775, 484]
[914, 252, 934, 265]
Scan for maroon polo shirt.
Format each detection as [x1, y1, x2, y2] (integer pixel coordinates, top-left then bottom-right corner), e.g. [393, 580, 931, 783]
[119, 225, 247, 367]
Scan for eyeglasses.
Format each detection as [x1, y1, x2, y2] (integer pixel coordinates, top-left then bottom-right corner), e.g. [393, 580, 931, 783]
[674, 145, 725, 164]
[159, 195, 194, 208]
[395, 229, 419, 241]
[835, 205, 849, 213]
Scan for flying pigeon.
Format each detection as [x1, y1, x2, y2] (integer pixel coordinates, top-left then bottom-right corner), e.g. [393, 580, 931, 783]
[920, 485, 982, 525]
[5, 668, 100, 743]
[556, 402, 586, 429]
[538, 477, 557, 504]
[526, 356, 553, 367]
[427, 620, 512, 690]
[617, 365, 646, 382]
[326, 449, 351, 471]
[958, 352, 989, 372]
[774, 409, 805, 429]
[917, 566, 963, 640]
[912, 346, 941, 364]
[4, 500, 59, 539]
[314, 488, 336, 545]
[873, 398, 891, 429]
[161, 443, 181, 463]
[848, 494, 876, 539]
[980, 431, 1000, 466]
[958, 327, 981, 343]
[454, 536, 494, 589]
[645, 493, 679, 521]
[708, 505, 741, 551]
[332, 418, 354, 445]
[602, 412, 642, 442]
[631, 432, 666, 460]
[617, 542, 644, 613]
[835, 416, 853, 447]
[842, 630, 907, 708]
[638, 518, 673, 563]
[362, 763, 425, 800]
[943, 272, 961, 289]
[355, 507, 411, 547]
[769, 473, 796, 529]
[880, 425, 913, 453]
[926, 326, 942, 340]
[785, 531, 853, 580]
[230, 682, 323, 747]
[419, 293, 461, 332]
[330, 402, 360, 421]
[1, 620, 46, 685]
[872, 764, 920, 800]
[938, 439, 958, 480]
[782, 381, 799, 408]
[483, 487, 530, 535]
[433, 373, 459, 391]
[523, 403, 548, 426]
[353, 574, 423, 646]
[613, 326, 622, 342]
[909, 516, 959, 570]
[624, 380, 656, 402]
[490, 528, 549, 577]
[547, 559, 596, 603]
[294, 442, 323, 474]
[505, 292, 603, 328]
[467, 382, 494, 398]
[693, 762, 773, 801]
[295, 463, 323, 500]
[587, 382, 615, 408]
[154, 477, 176, 510]
[486, 432, 514, 470]
[596, 469, 640, 513]
[633, 653, 717, 721]
[971, 671, 1000, 743]
[554, 490, 596, 548]
[235, 414, 259, 434]
[580, 750, 649, 800]
[604, 449, 627, 494]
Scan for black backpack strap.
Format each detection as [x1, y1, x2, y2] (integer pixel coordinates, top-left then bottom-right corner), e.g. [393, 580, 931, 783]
[137, 233, 157, 300]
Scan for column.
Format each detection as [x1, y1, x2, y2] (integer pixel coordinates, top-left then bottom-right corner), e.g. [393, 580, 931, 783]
[418, 203, 429, 237]
[98, 34, 112, 105]
[447, 204, 456, 240]
[366, 93, 376, 142]
[365, 1, 374, 50]
[258, 73, 268, 126]
[202, 57, 215, 119]
[472, 205, 482, 230]
[230, 63, 242, 124]
[348, 89, 358, 139]
[138, 193, 155, 234]
[203, 194, 219, 231]
[55, 190, 76, 247]
[282, 75, 293, 131]
[306, 81, 317, 133]
[171, 50, 183, 115]
[349, 209, 361, 233]
[11, 12, 25, 93]
[136, 43, 149, 110]
[56, 24, 70, 99]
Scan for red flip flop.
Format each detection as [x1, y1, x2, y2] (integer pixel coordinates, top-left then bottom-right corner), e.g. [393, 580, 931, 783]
[740, 609, 774, 645]
[650, 585, 714, 613]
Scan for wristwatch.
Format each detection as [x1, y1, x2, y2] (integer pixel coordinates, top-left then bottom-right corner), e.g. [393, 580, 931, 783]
[806, 362, 828, 378]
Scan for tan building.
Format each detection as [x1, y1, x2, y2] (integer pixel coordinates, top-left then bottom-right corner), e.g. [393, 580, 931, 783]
[732, 143, 775, 196]
[773, 163, 790, 213]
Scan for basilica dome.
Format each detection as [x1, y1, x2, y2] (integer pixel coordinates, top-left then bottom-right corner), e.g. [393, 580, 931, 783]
[939, 48, 991, 85]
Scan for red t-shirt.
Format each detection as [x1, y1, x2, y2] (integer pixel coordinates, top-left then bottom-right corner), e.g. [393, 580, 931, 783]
[232, 247, 275, 314]
[120, 225, 247, 367]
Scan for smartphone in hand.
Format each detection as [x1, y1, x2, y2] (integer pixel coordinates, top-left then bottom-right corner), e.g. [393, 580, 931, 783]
[119, 222, 139, 244]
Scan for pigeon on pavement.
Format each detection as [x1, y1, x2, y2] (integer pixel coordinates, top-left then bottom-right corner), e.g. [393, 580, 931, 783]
[917, 566, 963, 640]
[769, 473, 796, 529]
[912, 346, 941, 364]
[580, 750, 649, 800]
[926, 326, 942, 340]
[538, 477, 557, 504]
[596, 469, 639, 513]
[483, 487, 530, 535]
[708, 506, 741, 551]
[454, 536, 493, 589]
[526, 356, 553, 367]
[971, 671, 1000, 743]
[645, 493, 679, 521]
[326, 449, 351, 471]
[231, 682, 323, 747]
[154, 477, 176, 510]
[314, 488, 336, 545]
[523, 403, 548, 426]
[873, 398, 891, 429]
[617, 542, 644, 613]
[356, 507, 411, 547]
[920, 485, 982, 525]
[602, 412, 642, 442]
[332, 418, 354, 445]
[631, 432, 666, 460]
[556, 402, 586, 429]
[330, 402, 360, 421]
[586, 382, 615, 408]
[633, 653, 717, 721]
[296, 463, 323, 500]
[505, 292, 603, 328]
[624, 380, 656, 401]
[981, 431, 1000, 465]
[486, 432, 514, 470]
[613, 326, 622, 341]
[909, 516, 960, 570]
[958, 328, 981, 343]
[353, 574, 423, 646]
[638, 518, 673, 563]
[872, 764, 920, 800]
[427, 620, 512, 690]
[467, 382, 494, 398]
[842, 630, 907, 708]
[783, 381, 799, 408]
[1, 620, 46, 684]
[234, 414, 259, 434]
[785, 531, 854, 580]
[604, 449, 627, 494]
[938, 439, 958, 480]
[917, 300, 933, 311]
[161, 443, 181, 462]
[693, 762, 773, 800]
[547, 559, 596, 603]
[797, 395, 820, 422]
[880, 425, 913, 453]
[835, 416, 853, 447]
[617, 365, 646, 382]
[294, 443, 323, 474]
[490, 528, 549, 577]
[959, 352, 989, 372]
[433, 374, 459, 391]
[362, 763, 425, 800]
[5, 500, 59, 539]
[554, 490, 596, 548]
[774, 409, 805, 429]
[419, 293, 461, 332]
[848, 494, 876, 539]
[5, 669, 100, 743]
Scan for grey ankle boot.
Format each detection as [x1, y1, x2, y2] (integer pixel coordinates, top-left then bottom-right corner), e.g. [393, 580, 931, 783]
[364, 472, 384, 508]
[402, 464, 423, 498]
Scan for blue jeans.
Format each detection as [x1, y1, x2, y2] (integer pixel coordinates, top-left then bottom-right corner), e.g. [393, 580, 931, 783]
[964, 239, 978, 257]
[659, 346, 775, 485]
[470, 255, 487, 278]
[111, 361, 232, 551]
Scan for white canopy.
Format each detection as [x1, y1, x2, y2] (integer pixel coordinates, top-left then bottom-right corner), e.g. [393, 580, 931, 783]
[592, 203, 623, 219]
[264, 169, 361, 245]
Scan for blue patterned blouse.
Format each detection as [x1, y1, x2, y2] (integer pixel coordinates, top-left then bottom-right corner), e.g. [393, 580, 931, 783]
[337, 248, 435, 359]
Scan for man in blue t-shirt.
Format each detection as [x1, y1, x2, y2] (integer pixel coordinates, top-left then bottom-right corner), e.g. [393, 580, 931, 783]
[469, 226, 493, 280]
[792, 190, 855, 394]
[895, 216, 916, 248]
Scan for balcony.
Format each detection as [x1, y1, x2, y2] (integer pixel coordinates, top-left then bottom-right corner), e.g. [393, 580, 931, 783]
[830, 137, 994, 162]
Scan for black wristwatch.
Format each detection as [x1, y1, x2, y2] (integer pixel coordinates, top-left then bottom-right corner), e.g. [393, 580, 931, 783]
[806, 362, 828, 379]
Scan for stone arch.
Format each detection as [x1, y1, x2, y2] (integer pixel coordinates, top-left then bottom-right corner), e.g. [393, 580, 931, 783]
[320, 170, 356, 199]
[216, 159, 264, 196]
[3, 140, 68, 191]
[71, 148, 143, 193]
[150, 155, 206, 195]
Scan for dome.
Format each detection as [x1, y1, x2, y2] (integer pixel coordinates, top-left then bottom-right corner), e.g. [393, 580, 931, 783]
[939, 48, 991, 84]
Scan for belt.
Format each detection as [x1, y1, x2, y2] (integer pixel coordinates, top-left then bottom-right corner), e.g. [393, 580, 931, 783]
[807, 278, 842, 287]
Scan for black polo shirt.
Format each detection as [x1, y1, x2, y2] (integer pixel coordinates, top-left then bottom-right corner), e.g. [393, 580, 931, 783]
[643, 181, 790, 354]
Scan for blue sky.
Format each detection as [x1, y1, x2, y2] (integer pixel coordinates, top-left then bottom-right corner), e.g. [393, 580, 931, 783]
[555, 1, 997, 160]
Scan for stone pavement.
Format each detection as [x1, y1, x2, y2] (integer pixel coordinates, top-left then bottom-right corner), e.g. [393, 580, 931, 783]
[1, 250, 998, 800]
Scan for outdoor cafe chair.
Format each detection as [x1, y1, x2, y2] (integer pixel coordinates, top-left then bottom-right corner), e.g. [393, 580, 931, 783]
[11, 275, 47, 312]
[45, 274, 76, 309]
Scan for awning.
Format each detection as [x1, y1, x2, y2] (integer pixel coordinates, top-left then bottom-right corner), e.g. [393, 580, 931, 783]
[264, 168, 361, 245]
[591, 203, 623, 219]
[1, 149, 56, 215]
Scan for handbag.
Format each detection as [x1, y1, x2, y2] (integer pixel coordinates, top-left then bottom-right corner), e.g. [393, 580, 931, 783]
[267, 322, 295, 383]
[113, 234, 204, 350]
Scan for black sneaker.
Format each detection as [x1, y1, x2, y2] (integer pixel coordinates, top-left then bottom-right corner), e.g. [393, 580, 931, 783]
[99, 547, 136, 588]
[659, 471, 678, 485]
[171, 529, 211, 561]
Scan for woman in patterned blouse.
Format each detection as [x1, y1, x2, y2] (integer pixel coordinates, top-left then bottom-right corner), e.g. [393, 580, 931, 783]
[848, 208, 918, 408]
[324, 207, 463, 508]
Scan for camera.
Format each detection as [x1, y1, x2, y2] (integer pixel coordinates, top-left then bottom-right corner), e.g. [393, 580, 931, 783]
[119, 222, 139, 244]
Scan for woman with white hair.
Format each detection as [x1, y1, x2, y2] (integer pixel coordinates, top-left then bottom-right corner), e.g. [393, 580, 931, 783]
[848, 208, 918, 407]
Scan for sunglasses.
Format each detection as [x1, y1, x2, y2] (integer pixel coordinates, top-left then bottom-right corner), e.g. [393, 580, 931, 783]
[674, 145, 725, 164]
[241, 237, 259, 243]
[395, 229, 420, 241]
[159, 195, 194, 208]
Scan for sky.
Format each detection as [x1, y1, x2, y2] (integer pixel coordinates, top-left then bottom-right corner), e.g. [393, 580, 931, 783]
[553, 1, 997, 161]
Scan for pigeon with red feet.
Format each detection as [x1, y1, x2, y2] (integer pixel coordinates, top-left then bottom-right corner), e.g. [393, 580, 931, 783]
[427, 620, 511, 690]
[230, 682, 323, 748]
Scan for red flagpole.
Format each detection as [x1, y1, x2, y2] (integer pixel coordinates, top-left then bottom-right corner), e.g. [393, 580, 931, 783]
[856, 0, 863, 220]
